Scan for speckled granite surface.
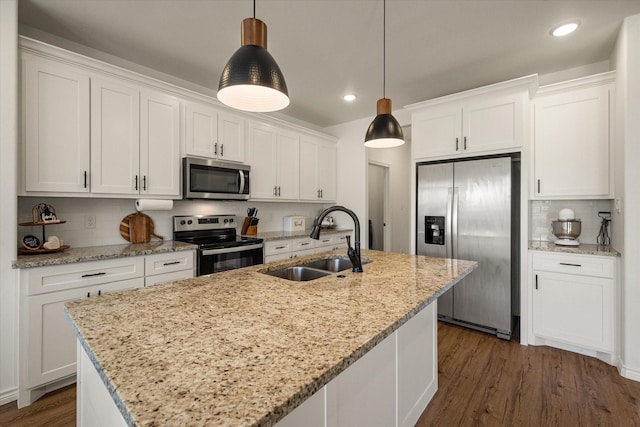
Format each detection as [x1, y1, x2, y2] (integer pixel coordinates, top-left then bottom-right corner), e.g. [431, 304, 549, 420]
[249, 228, 352, 241]
[529, 241, 620, 257]
[65, 250, 477, 427]
[13, 241, 197, 269]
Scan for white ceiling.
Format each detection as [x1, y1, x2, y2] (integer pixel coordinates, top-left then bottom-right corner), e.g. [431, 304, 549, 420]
[17, 0, 640, 128]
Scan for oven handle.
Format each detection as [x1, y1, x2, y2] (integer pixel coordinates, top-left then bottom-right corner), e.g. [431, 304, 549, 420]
[239, 170, 245, 194]
[201, 243, 263, 256]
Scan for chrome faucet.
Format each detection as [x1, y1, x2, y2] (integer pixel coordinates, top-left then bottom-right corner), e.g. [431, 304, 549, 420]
[310, 205, 363, 272]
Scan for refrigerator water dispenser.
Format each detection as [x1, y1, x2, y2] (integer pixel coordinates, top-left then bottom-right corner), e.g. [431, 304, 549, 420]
[425, 216, 445, 245]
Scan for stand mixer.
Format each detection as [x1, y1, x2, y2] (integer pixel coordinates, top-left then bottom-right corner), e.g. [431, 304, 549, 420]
[551, 208, 582, 246]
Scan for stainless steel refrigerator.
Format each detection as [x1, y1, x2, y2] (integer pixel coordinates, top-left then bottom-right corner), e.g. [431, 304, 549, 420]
[416, 155, 519, 339]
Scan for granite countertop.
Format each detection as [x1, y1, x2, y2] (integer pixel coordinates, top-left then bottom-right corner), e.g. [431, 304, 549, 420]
[528, 240, 620, 257]
[13, 240, 197, 269]
[249, 228, 352, 241]
[65, 250, 477, 426]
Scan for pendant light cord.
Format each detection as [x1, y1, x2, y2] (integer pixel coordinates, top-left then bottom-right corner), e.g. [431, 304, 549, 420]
[383, 0, 386, 99]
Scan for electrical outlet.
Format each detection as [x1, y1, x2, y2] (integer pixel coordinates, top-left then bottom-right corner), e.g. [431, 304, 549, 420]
[85, 214, 96, 229]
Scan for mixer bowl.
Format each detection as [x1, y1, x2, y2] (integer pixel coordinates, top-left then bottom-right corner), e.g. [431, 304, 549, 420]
[552, 220, 582, 239]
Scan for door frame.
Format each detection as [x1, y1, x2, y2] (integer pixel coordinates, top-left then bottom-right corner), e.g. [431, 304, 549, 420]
[367, 161, 391, 252]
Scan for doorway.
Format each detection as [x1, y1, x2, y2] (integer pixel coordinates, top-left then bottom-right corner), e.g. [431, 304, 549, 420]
[368, 162, 390, 251]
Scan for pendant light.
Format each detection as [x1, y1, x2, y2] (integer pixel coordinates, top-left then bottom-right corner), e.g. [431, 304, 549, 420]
[364, 0, 404, 148]
[217, 0, 289, 112]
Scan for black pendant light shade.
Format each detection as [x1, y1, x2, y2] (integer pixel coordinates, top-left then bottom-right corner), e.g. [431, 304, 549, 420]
[364, 98, 404, 148]
[364, 0, 404, 148]
[217, 16, 289, 112]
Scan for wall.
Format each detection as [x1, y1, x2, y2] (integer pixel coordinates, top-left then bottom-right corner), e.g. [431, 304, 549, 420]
[17, 197, 333, 248]
[529, 200, 612, 244]
[612, 13, 640, 381]
[0, 0, 18, 406]
[367, 129, 412, 254]
[325, 109, 411, 251]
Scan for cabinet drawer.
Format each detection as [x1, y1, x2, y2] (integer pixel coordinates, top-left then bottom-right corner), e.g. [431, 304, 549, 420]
[293, 238, 315, 251]
[25, 257, 145, 296]
[145, 251, 195, 277]
[531, 252, 614, 278]
[316, 236, 334, 247]
[145, 269, 193, 287]
[265, 240, 292, 256]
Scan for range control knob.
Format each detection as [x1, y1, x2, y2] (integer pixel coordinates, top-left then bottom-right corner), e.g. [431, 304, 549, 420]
[187, 220, 193, 225]
[180, 220, 186, 225]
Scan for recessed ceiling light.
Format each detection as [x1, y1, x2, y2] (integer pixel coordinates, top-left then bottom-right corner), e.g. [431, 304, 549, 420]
[343, 94, 357, 102]
[551, 21, 580, 37]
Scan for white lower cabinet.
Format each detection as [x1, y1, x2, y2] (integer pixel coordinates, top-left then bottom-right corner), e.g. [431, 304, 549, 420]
[530, 251, 616, 357]
[276, 301, 438, 427]
[264, 234, 351, 263]
[18, 251, 195, 408]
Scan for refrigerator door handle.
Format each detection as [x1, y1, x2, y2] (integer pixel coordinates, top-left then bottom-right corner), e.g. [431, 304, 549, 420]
[446, 187, 453, 259]
[452, 187, 459, 259]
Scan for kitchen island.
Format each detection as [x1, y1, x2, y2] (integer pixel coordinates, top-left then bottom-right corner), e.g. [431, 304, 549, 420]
[64, 249, 477, 426]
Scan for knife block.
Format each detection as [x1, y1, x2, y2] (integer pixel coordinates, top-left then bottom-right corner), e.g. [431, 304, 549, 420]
[241, 217, 251, 235]
[246, 225, 258, 235]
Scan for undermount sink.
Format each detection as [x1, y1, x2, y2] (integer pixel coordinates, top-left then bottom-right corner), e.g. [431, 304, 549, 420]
[301, 257, 371, 272]
[263, 266, 333, 282]
[262, 257, 373, 282]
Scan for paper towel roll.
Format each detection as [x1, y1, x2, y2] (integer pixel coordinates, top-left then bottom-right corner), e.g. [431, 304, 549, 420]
[135, 199, 174, 212]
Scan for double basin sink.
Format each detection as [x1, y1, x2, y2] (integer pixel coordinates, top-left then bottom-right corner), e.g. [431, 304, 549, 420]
[263, 257, 371, 282]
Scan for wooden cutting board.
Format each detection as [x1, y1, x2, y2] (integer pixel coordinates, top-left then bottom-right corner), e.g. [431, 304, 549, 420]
[120, 212, 164, 243]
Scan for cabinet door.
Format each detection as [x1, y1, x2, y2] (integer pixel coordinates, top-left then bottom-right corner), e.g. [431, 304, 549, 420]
[533, 271, 614, 352]
[276, 130, 300, 200]
[397, 302, 437, 427]
[463, 93, 523, 153]
[140, 89, 180, 196]
[412, 105, 462, 159]
[317, 142, 337, 201]
[23, 54, 90, 193]
[533, 84, 612, 198]
[299, 137, 320, 200]
[218, 111, 245, 163]
[185, 101, 218, 158]
[249, 122, 278, 199]
[90, 78, 140, 194]
[25, 278, 142, 389]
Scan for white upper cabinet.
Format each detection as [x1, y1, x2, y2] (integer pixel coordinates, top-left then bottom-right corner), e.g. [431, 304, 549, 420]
[140, 89, 181, 196]
[248, 121, 300, 201]
[90, 77, 140, 195]
[532, 72, 614, 199]
[299, 136, 337, 202]
[22, 53, 90, 193]
[408, 76, 535, 161]
[185, 100, 245, 163]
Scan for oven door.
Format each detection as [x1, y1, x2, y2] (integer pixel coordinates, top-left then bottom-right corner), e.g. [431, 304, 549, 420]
[198, 244, 264, 276]
[183, 157, 250, 200]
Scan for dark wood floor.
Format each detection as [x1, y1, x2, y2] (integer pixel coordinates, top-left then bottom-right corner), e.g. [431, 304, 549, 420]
[3, 322, 640, 426]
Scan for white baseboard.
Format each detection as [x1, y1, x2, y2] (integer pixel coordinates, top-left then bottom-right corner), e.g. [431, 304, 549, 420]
[0, 387, 17, 406]
[618, 360, 640, 382]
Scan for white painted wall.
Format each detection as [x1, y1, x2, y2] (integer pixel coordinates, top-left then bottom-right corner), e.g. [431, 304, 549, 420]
[325, 109, 411, 251]
[0, 0, 18, 406]
[612, 13, 640, 381]
[367, 130, 412, 254]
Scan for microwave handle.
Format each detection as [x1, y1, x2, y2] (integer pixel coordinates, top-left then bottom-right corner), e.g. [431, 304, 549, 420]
[239, 170, 245, 194]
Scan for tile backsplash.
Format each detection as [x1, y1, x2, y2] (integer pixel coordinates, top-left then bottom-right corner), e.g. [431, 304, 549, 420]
[18, 197, 333, 248]
[529, 200, 613, 244]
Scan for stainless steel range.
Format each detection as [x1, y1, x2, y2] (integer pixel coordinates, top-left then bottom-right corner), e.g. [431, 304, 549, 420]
[173, 215, 264, 276]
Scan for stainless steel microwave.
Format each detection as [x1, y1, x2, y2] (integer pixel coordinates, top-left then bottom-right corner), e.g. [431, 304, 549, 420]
[183, 157, 250, 200]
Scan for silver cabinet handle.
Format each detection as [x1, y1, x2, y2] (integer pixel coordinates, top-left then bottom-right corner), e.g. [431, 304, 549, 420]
[317, 189, 320, 198]
[463, 136, 468, 150]
[163, 261, 181, 266]
[301, 242, 311, 246]
[277, 186, 281, 196]
[559, 262, 582, 267]
[320, 189, 323, 198]
[455, 137, 459, 151]
[275, 245, 286, 250]
[220, 144, 224, 157]
[214, 142, 218, 156]
[274, 186, 278, 196]
[535, 274, 538, 290]
[135, 175, 139, 191]
[143, 175, 147, 191]
[537, 179, 541, 194]
[84, 171, 88, 188]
